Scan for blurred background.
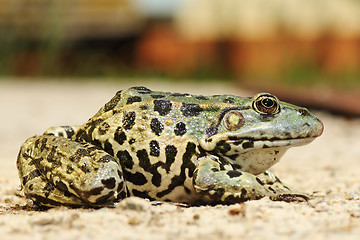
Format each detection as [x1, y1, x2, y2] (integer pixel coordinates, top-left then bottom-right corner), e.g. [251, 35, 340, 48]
[0, 0, 359, 114]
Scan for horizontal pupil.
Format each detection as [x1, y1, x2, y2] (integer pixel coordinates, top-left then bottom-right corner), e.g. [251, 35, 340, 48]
[262, 98, 274, 108]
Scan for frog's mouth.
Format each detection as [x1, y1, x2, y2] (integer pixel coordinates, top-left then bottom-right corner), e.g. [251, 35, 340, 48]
[199, 134, 317, 152]
[226, 136, 317, 151]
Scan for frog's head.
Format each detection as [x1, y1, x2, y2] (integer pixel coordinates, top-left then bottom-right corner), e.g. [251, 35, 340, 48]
[199, 93, 324, 175]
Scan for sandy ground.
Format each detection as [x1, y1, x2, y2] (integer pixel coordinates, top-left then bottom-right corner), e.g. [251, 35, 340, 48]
[1, 79, 360, 240]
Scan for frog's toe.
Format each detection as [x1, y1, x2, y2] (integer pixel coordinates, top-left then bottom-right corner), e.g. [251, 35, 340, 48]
[271, 193, 310, 202]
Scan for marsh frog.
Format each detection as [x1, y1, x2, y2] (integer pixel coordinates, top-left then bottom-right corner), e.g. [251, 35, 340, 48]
[17, 87, 323, 207]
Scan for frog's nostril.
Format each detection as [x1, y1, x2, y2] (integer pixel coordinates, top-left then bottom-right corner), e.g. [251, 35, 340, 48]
[298, 108, 309, 116]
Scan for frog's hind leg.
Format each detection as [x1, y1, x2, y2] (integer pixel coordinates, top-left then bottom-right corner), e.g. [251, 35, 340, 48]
[43, 125, 81, 138]
[17, 135, 127, 207]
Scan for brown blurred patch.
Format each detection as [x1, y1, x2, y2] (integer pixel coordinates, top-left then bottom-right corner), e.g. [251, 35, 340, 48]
[135, 24, 219, 75]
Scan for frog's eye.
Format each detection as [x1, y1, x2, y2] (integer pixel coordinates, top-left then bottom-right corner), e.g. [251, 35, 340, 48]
[253, 94, 279, 115]
[224, 110, 244, 131]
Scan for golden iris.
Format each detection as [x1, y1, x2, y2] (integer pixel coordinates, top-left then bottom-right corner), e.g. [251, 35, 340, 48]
[253, 94, 279, 115]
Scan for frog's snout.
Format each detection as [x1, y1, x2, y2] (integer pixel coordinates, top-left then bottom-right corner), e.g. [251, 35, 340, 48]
[315, 118, 324, 137]
[296, 108, 324, 138]
[309, 117, 324, 138]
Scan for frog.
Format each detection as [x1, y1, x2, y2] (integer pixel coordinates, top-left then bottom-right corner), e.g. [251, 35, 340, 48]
[17, 86, 323, 207]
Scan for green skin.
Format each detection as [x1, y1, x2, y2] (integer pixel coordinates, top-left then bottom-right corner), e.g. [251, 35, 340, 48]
[17, 87, 323, 207]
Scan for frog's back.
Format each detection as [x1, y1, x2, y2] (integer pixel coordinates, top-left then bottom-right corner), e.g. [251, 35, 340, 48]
[93, 86, 247, 115]
[78, 86, 249, 141]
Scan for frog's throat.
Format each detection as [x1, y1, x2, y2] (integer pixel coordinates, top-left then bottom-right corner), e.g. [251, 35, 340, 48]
[224, 147, 289, 175]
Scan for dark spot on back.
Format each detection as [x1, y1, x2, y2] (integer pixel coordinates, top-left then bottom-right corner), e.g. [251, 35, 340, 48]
[181, 103, 203, 117]
[114, 127, 127, 145]
[174, 122, 187, 136]
[171, 93, 190, 97]
[223, 97, 235, 104]
[195, 95, 208, 100]
[122, 111, 136, 130]
[149, 140, 160, 157]
[151, 94, 165, 99]
[103, 90, 122, 112]
[154, 100, 172, 116]
[126, 96, 142, 104]
[165, 145, 177, 172]
[150, 118, 164, 136]
[131, 86, 151, 92]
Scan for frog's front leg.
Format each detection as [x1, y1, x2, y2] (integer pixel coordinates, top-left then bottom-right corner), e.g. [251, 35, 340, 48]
[257, 171, 310, 202]
[17, 135, 127, 207]
[193, 156, 307, 204]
